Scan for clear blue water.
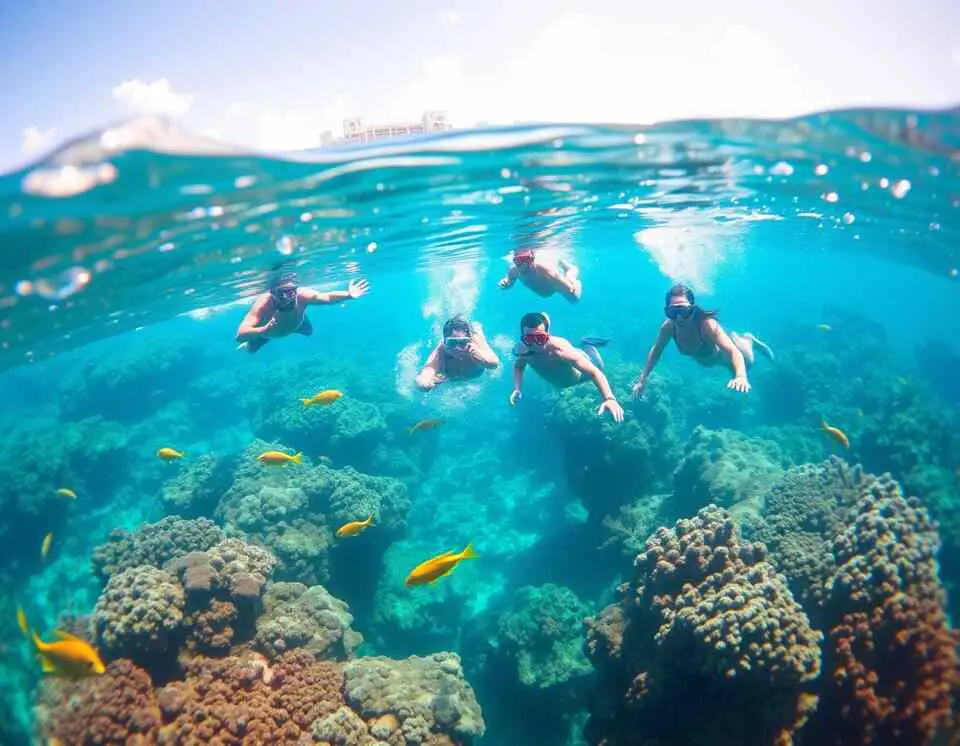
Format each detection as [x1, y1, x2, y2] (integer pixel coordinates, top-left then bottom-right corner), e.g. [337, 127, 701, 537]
[0, 110, 957, 745]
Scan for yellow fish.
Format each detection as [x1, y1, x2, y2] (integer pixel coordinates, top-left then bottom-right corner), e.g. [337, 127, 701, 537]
[405, 544, 478, 587]
[302, 389, 344, 407]
[157, 447, 185, 461]
[336, 515, 374, 538]
[821, 418, 850, 449]
[815, 324, 832, 332]
[55, 488, 77, 499]
[17, 607, 105, 678]
[41, 532, 53, 560]
[257, 450, 302, 466]
[409, 418, 445, 435]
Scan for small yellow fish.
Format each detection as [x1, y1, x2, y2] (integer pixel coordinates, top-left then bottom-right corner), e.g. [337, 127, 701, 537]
[815, 324, 832, 332]
[302, 389, 344, 407]
[257, 450, 302, 466]
[157, 447, 185, 461]
[405, 543, 478, 587]
[17, 607, 105, 678]
[41, 532, 53, 560]
[336, 515, 374, 538]
[409, 418, 445, 435]
[821, 418, 850, 449]
[55, 488, 77, 500]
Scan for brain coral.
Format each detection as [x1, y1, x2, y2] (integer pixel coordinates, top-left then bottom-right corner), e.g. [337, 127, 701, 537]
[91, 516, 224, 582]
[254, 581, 363, 661]
[93, 566, 186, 661]
[585, 504, 821, 746]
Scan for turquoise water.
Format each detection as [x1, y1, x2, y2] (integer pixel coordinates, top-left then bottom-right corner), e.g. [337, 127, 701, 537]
[0, 110, 958, 745]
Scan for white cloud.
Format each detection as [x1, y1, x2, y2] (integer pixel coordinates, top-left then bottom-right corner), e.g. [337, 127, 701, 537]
[437, 10, 460, 27]
[112, 77, 194, 117]
[21, 125, 58, 155]
[225, 101, 249, 119]
[952, 48, 960, 66]
[255, 98, 347, 151]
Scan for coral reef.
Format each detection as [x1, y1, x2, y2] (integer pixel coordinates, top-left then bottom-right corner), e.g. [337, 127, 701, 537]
[93, 566, 186, 661]
[672, 426, 788, 515]
[35, 659, 162, 745]
[493, 584, 593, 690]
[342, 652, 485, 744]
[160, 453, 233, 518]
[808, 473, 960, 745]
[744, 456, 865, 615]
[92, 516, 224, 582]
[255, 581, 363, 661]
[585, 505, 821, 746]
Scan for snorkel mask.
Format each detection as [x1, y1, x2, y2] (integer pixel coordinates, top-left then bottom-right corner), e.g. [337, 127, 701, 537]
[443, 317, 473, 351]
[513, 249, 535, 267]
[270, 271, 299, 310]
[664, 284, 696, 321]
[520, 311, 550, 347]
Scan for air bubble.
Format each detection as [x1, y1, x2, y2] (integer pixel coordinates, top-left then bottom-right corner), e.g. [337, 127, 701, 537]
[823, 192, 839, 203]
[891, 179, 911, 199]
[815, 164, 829, 176]
[769, 162, 794, 176]
[276, 236, 296, 256]
[842, 212, 855, 224]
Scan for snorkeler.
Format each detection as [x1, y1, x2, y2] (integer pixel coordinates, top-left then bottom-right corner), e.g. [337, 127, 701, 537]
[631, 284, 773, 397]
[235, 270, 370, 353]
[510, 311, 624, 422]
[497, 247, 582, 303]
[415, 316, 501, 390]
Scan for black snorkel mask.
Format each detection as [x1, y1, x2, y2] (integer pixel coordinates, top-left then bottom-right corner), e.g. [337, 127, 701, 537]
[270, 271, 299, 310]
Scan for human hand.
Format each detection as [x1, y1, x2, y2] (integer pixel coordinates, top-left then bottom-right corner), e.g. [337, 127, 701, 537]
[631, 376, 647, 400]
[498, 278, 510, 289]
[727, 375, 751, 394]
[347, 279, 370, 299]
[258, 317, 278, 334]
[509, 390, 522, 407]
[597, 398, 625, 423]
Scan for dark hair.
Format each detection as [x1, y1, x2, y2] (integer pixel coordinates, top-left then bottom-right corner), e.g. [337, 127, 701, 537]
[520, 311, 549, 333]
[665, 283, 718, 321]
[443, 315, 472, 337]
[269, 270, 298, 291]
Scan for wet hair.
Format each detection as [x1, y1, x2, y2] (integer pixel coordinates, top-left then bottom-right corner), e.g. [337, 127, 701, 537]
[443, 315, 472, 337]
[269, 271, 298, 292]
[520, 311, 550, 333]
[665, 283, 718, 321]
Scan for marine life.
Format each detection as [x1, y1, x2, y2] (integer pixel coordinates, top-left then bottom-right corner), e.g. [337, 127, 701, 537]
[815, 323, 832, 332]
[409, 418, 445, 435]
[55, 488, 76, 499]
[157, 447, 185, 460]
[16, 607, 105, 678]
[820, 418, 850, 449]
[257, 450, 303, 465]
[336, 515, 374, 537]
[302, 389, 344, 407]
[41, 532, 53, 559]
[318, 455, 334, 466]
[405, 543, 478, 587]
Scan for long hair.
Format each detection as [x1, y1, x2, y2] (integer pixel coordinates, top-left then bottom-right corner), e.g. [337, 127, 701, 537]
[666, 283, 718, 321]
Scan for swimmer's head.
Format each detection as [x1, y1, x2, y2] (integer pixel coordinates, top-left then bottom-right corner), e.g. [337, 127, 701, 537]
[513, 248, 535, 267]
[442, 316, 473, 351]
[664, 284, 716, 324]
[269, 271, 299, 310]
[520, 311, 550, 346]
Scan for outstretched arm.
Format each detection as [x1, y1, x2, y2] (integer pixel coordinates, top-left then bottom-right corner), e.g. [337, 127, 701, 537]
[498, 265, 519, 289]
[561, 345, 624, 422]
[706, 320, 749, 388]
[415, 344, 445, 390]
[510, 356, 527, 405]
[302, 278, 370, 305]
[636, 321, 673, 384]
[235, 297, 272, 342]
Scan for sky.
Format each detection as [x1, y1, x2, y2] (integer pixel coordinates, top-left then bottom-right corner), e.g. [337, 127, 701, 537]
[0, 0, 958, 172]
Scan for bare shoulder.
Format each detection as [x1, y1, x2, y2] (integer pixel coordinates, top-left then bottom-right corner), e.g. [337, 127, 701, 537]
[550, 336, 579, 358]
[701, 317, 723, 338]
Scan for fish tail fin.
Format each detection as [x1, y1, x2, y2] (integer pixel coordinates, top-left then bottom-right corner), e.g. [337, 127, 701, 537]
[365, 515, 374, 525]
[461, 543, 479, 560]
[292, 452, 302, 464]
[301, 398, 312, 406]
[38, 653, 56, 673]
[16, 607, 29, 638]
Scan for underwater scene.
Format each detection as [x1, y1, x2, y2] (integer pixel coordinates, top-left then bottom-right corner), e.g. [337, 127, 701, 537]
[0, 110, 958, 745]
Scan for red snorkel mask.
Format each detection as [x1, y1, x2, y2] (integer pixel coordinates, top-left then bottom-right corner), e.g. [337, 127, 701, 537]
[521, 330, 550, 346]
[514, 250, 535, 267]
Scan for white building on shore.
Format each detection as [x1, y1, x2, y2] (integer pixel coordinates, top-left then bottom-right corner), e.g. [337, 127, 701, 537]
[320, 111, 452, 146]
